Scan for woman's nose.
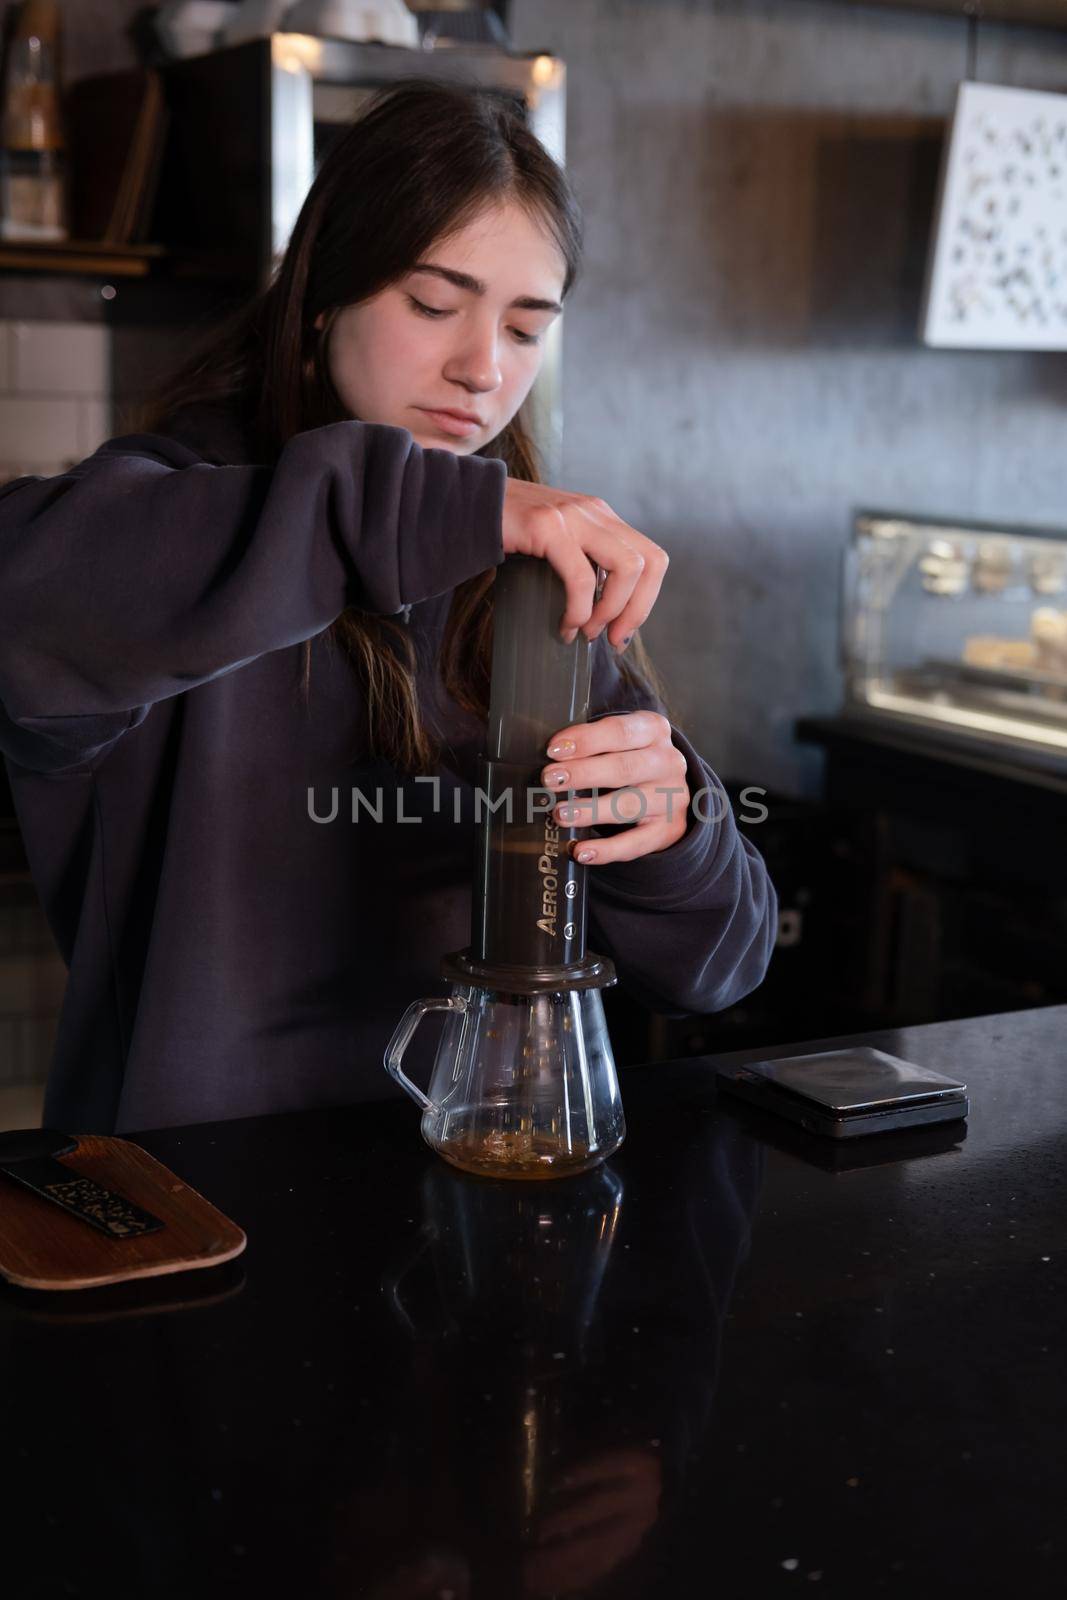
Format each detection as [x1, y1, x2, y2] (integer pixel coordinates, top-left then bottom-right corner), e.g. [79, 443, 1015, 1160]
[443, 324, 503, 393]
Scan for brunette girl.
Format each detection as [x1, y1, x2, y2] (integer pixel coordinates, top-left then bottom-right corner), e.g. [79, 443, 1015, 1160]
[0, 81, 776, 1132]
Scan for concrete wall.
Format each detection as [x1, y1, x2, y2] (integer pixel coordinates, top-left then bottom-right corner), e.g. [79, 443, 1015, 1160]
[511, 0, 1067, 797]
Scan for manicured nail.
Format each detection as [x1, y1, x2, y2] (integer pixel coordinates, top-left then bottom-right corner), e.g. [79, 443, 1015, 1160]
[545, 768, 569, 787]
[557, 804, 580, 822]
[613, 633, 634, 654]
[576, 848, 597, 863]
[547, 739, 576, 759]
[560, 627, 578, 645]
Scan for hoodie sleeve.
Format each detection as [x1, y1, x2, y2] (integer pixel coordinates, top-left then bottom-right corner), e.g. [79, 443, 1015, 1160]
[0, 421, 506, 770]
[582, 636, 778, 1017]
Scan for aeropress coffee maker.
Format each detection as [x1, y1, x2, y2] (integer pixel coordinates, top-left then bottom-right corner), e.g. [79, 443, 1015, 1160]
[384, 555, 625, 1180]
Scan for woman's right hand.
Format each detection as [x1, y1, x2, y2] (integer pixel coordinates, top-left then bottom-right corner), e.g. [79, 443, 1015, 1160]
[501, 479, 669, 650]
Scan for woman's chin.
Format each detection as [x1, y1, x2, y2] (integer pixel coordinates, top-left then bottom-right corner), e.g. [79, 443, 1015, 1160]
[412, 432, 473, 456]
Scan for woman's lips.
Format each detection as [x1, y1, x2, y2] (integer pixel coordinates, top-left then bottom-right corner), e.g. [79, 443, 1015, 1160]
[416, 408, 483, 438]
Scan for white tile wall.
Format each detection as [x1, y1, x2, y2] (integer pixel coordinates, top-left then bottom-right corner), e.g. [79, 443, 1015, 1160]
[0, 318, 113, 484]
[77, 396, 112, 457]
[10, 320, 110, 396]
[0, 324, 92, 1106]
[0, 395, 82, 463]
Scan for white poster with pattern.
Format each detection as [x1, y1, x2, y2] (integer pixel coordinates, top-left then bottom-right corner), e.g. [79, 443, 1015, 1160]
[921, 81, 1067, 350]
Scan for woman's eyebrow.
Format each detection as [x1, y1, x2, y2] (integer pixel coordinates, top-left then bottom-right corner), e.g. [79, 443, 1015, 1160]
[409, 262, 562, 315]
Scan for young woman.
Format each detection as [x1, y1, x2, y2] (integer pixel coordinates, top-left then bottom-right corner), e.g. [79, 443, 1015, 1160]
[0, 81, 776, 1134]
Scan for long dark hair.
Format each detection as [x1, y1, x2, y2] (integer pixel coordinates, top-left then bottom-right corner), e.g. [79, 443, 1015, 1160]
[140, 78, 668, 774]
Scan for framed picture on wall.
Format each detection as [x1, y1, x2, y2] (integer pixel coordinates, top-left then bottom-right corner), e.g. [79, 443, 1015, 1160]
[920, 81, 1067, 350]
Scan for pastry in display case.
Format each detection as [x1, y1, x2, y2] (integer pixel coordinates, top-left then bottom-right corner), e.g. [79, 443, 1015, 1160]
[843, 509, 1067, 759]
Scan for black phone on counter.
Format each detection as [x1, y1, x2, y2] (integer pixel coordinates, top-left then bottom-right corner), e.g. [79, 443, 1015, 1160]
[714, 1046, 969, 1140]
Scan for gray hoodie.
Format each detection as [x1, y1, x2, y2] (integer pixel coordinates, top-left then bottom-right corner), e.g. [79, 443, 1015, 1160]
[0, 408, 777, 1132]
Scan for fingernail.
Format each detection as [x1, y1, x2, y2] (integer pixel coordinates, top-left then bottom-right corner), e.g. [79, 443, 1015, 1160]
[613, 633, 634, 654]
[547, 739, 576, 759]
[560, 627, 578, 645]
[544, 768, 569, 787]
[557, 804, 579, 822]
[576, 848, 597, 863]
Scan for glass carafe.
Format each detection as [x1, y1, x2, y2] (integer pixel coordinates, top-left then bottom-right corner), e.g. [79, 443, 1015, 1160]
[384, 980, 625, 1180]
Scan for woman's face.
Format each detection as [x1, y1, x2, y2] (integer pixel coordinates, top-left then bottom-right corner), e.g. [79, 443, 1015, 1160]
[316, 199, 566, 454]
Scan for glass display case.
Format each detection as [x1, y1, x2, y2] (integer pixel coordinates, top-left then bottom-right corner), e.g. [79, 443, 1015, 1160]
[843, 509, 1067, 758]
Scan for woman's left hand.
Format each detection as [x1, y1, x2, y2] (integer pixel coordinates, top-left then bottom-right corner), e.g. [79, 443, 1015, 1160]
[542, 710, 691, 867]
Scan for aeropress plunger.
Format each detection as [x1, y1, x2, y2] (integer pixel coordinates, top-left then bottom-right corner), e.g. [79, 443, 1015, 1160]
[384, 555, 625, 1179]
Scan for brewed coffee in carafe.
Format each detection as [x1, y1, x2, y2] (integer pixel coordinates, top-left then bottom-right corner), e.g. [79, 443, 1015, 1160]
[384, 556, 625, 1179]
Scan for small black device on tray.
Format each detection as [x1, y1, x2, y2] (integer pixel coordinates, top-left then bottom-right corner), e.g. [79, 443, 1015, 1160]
[714, 1046, 969, 1139]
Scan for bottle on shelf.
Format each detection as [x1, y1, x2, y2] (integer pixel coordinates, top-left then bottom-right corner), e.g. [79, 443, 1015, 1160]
[1, 0, 68, 242]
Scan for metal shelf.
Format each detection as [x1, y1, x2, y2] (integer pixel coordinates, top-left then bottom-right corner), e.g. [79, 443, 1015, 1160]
[0, 240, 168, 277]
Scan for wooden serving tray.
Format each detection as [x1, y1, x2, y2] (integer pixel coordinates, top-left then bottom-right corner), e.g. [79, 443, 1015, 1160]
[0, 1135, 246, 1291]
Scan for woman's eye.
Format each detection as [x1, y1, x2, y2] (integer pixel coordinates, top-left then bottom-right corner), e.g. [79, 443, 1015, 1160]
[407, 295, 452, 319]
[407, 294, 541, 345]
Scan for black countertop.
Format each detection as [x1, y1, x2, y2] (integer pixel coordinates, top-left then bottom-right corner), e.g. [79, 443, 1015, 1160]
[3, 1006, 1065, 1599]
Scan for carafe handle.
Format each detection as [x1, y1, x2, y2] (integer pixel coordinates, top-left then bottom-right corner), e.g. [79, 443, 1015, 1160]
[384, 995, 467, 1113]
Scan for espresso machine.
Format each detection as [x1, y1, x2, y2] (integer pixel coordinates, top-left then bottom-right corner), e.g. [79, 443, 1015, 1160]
[384, 555, 625, 1180]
